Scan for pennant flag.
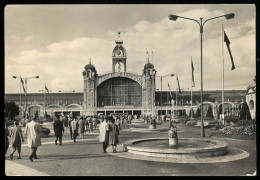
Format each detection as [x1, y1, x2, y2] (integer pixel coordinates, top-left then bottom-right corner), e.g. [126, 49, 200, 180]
[191, 59, 195, 87]
[21, 79, 26, 93]
[168, 83, 172, 99]
[45, 85, 49, 93]
[177, 76, 181, 93]
[224, 30, 235, 70]
[146, 48, 150, 62]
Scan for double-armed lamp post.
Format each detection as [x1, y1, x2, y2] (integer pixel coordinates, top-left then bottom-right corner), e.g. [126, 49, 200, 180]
[169, 13, 235, 137]
[13, 75, 40, 118]
[159, 74, 175, 119]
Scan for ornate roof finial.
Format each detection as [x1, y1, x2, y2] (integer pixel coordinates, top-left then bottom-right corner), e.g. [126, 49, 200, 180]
[89, 58, 91, 64]
[118, 31, 121, 38]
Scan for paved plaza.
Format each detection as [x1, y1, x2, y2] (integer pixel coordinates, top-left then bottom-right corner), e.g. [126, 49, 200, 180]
[5, 120, 256, 176]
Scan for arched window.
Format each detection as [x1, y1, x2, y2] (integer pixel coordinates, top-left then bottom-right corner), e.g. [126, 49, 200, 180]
[249, 100, 254, 110]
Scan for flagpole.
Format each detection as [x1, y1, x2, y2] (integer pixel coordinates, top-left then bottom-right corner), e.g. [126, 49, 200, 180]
[222, 24, 225, 125]
[190, 58, 193, 119]
[19, 74, 21, 116]
[176, 77, 178, 117]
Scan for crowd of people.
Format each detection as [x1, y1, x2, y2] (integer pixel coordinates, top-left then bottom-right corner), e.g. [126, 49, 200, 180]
[5, 113, 137, 162]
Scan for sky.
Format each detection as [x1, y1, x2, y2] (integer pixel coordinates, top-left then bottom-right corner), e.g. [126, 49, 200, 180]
[4, 4, 256, 93]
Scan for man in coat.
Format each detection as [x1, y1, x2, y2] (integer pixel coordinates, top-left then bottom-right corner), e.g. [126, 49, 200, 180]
[54, 116, 64, 145]
[25, 116, 42, 162]
[71, 117, 78, 142]
[68, 115, 73, 139]
[99, 117, 109, 153]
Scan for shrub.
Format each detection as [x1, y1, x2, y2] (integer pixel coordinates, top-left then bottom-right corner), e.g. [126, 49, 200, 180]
[177, 117, 189, 124]
[186, 120, 197, 126]
[225, 116, 240, 124]
[195, 108, 201, 118]
[206, 106, 214, 118]
[239, 102, 252, 120]
[39, 125, 51, 138]
[189, 108, 195, 118]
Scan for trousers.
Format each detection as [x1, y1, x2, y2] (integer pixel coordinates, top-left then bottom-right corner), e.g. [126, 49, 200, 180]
[103, 142, 108, 151]
[30, 147, 38, 159]
[55, 135, 62, 144]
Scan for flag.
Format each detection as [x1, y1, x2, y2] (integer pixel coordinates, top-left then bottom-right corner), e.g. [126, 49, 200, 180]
[168, 83, 172, 99]
[21, 79, 26, 93]
[191, 59, 195, 87]
[177, 76, 181, 93]
[146, 48, 150, 62]
[151, 49, 154, 57]
[224, 30, 235, 70]
[45, 85, 49, 93]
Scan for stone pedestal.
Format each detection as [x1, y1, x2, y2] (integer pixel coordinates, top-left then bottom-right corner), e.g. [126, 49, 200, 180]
[149, 125, 155, 129]
[169, 137, 178, 148]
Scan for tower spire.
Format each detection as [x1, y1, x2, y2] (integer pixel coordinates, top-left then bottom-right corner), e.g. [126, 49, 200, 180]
[89, 58, 91, 64]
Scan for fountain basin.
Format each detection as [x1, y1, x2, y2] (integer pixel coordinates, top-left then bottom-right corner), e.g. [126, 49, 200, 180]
[123, 138, 228, 159]
[129, 127, 169, 132]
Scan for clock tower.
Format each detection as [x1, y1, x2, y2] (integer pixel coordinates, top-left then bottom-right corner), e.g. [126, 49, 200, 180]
[112, 32, 127, 72]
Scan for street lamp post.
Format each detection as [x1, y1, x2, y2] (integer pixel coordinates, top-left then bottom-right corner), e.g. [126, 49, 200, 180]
[159, 74, 175, 121]
[13, 75, 40, 118]
[169, 13, 235, 137]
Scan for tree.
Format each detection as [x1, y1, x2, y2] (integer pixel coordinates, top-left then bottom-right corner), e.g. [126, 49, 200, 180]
[206, 106, 214, 118]
[195, 107, 201, 118]
[189, 108, 195, 118]
[239, 102, 252, 120]
[5, 101, 19, 120]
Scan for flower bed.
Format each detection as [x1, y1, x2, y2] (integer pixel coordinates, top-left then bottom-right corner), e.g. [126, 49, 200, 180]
[222, 120, 256, 135]
[185, 120, 197, 126]
[39, 125, 51, 138]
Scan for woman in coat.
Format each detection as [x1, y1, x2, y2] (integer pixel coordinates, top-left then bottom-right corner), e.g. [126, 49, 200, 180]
[5, 122, 9, 159]
[108, 117, 119, 153]
[25, 116, 42, 162]
[10, 121, 24, 159]
[78, 117, 85, 139]
[88, 117, 93, 135]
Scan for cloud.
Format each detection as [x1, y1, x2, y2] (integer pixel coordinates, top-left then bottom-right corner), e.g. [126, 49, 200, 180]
[11, 35, 34, 42]
[5, 8, 255, 93]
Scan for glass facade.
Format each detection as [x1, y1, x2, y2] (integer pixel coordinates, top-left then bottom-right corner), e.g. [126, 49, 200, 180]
[97, 77, 142, 107]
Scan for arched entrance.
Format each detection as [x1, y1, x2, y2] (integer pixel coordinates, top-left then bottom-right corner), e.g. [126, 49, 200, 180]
[97, 77, 142, 107]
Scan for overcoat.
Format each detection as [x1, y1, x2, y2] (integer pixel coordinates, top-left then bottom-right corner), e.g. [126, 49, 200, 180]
[99, 121, 109, 142]
[53, 120, 64, 136]
[71, 120, 78, 131]
[108, 122, 119, 145]
[78, 119, 85, 133]
[10, 126, 24, 148]
[5, 127, 9, 148]
[25, 121, 42, 148]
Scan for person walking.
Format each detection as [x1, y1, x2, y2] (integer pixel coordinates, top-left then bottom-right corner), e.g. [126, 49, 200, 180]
[71, 117, 78, 142]
[10, 121, 24, 159]
[5, 122, 10, 159]
[78, 117, 85, 139]
[99, 117, 109, 153]
[54, 116, 64, 145]
[25, 116, 42, 162]
[93, 116, 97, 130]
[88, 117, 93, 135]
[68, 115, 73, 139]
[108, 117, 119, 153]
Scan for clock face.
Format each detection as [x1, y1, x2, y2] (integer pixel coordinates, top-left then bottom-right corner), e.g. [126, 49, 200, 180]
[116, 50, 121, 56]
